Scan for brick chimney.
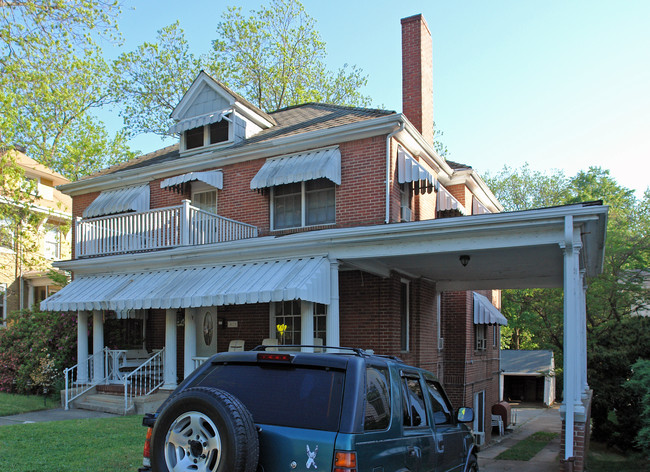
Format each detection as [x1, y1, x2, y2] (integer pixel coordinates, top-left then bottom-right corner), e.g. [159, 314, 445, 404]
[401, 14, 434, 147]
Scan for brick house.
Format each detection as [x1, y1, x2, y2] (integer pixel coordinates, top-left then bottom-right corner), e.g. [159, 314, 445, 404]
[42, 14, 606, 469]
[1, 149, 71, 321]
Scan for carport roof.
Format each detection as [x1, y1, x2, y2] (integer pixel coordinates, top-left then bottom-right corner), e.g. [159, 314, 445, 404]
[501, 350, 554, 375]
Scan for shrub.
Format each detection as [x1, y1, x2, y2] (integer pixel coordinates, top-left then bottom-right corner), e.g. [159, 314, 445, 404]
[0, 310, 76, 393]
[625, 359, 650, 454]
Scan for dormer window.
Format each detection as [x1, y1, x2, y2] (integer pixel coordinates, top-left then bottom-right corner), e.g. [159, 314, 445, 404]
[183, 120, 230, 151]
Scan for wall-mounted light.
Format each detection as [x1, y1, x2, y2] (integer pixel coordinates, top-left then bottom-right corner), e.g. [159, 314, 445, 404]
[459, 255, 471, 267]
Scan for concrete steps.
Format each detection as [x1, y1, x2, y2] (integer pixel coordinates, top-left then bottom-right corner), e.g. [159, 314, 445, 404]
[76, 393, 135, 415]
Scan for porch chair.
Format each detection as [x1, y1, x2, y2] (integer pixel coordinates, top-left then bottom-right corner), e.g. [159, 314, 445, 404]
[313, 337, 323, 353]
[491, 414, 504, 436]
[262, 338, 278, 351]
[228, 339, 245, 352]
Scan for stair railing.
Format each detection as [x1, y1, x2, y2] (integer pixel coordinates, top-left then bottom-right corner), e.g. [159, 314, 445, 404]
[63, 350, 105, 410]
[123, 348, 165, 414]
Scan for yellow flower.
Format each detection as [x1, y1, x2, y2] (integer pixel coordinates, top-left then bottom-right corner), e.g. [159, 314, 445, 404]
[276, 323, 287, 334]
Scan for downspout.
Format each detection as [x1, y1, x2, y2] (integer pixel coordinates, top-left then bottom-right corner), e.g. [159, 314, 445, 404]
[385, 121, 405, 224]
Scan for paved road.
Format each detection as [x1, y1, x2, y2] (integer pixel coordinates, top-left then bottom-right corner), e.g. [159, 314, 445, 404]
[479, 405, 561, 471]
[0, 407, 116, 426]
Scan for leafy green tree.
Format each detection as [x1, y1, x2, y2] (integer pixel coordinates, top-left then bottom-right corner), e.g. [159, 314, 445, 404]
[625, 358, 650, 453]
[1, 0, 134, 180]
[110, 0, 370, 138]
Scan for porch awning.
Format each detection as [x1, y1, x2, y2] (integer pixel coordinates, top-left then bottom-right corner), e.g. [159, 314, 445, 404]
[473, 292, 508, 326]
[40, 257, 331, 312]
[250, 147, 341, 189]
[160, 170, 223, 190]
[168, 109, 231, 135]
[82, 184, 150, 218]
[437, 185, 467, 215]
[397, 148, 435, 186]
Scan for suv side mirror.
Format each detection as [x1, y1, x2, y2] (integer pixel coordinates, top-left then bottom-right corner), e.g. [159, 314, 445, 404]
[456, 407, 474, 423]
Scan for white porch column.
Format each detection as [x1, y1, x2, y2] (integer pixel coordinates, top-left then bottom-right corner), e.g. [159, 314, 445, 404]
[77, 311, 89, 384]
[184, 308, 197, 378]
[92, 310, 104, 382]
[163, 308, 178, 390]
[301, 301, 314, 350]
[580, 270, 589, 395]
[499, 373, 504, 402]
[327, 260, 340, 347]
[561, 216, 585, 460]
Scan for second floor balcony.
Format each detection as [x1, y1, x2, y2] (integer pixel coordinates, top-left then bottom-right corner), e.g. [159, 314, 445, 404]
[75, 200, 258, 258]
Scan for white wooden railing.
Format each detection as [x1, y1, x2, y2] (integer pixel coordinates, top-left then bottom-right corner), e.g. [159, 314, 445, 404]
[123, 349, 164, 414]
[75, 199, 258, 257]
[192, 356, 209, 371]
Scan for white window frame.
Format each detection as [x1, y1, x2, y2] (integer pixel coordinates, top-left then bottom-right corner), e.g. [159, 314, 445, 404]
[181, 119, 233, 153]
[43, 226, 61, 260]
[475, 324, 487, 351]
[400, 183, 413, 222]
[191, 182, 218, 214]
[270, 180, 336, 230]
[269, 301, 328, 346]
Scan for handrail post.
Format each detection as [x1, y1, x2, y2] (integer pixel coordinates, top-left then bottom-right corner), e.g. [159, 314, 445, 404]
[180, 199, 191, 246]
[74, 216, 82, 258]
[64, 367, 69, 410]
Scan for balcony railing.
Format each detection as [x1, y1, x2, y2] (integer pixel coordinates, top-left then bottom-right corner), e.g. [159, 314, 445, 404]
[75, 199, 258, 258]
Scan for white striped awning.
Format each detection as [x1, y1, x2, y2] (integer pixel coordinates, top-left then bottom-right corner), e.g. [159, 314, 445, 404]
[40, 257, 330, 312]
[82, 184, 150, 218]
[250, 147, 341, 189]
[472, 197, 491, 215]
[473, 292, 508, 326]
[168, 109, 232, 135]
[160, 170, 223, 190]
[397, 148, 435, 186]
[437, 185, 467, 215]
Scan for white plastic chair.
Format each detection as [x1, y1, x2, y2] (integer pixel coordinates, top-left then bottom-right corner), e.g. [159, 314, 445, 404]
[491, 414, 504, 436]
[262, 338, 278, 351]
[228, 339, 245, 352]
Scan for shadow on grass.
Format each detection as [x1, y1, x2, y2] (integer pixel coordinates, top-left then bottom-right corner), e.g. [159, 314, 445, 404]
[496, 431, 559, 461]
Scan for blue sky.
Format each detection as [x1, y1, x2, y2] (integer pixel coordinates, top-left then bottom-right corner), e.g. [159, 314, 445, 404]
[104, 0, 650, 196]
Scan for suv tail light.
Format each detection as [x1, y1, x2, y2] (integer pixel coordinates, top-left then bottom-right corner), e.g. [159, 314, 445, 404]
[334, 451, 357, 472]
[142, 427, 152, 466]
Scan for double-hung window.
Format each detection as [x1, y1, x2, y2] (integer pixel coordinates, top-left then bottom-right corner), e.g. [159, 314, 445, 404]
[271, 179, 335, 230]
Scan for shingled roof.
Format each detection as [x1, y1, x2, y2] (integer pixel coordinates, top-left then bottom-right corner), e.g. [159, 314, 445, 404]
[86, 103, 394, 179]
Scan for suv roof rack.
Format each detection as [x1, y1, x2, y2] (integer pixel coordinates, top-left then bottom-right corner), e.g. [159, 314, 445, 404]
[251, 344, 372, 357]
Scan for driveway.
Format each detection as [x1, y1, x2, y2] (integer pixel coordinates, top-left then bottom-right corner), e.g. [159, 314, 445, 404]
[478, 405, 561, 471]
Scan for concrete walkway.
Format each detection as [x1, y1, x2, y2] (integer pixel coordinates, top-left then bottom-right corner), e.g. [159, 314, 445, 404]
[479, 405, 561, 471]
[0, 407, 116, 426]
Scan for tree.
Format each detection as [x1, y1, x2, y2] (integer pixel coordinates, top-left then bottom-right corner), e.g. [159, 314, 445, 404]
[1, 0, 134, 180]
[110, 0, 370, 138]
[486, 164, 650, 450]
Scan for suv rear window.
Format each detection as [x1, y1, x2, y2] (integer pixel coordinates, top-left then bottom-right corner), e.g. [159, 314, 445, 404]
[200, 364, 345, 431]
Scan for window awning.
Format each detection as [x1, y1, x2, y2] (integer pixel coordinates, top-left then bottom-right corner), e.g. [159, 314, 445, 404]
[40, 257, 331, 312]
[473, 292, 508, 326]
[472, 197, 491, 215]
[82, 184, 150, 218]
[437, 185, 467, 215]
[168, 109, 232, 135]
[250, 147, 341, 190]
[160, 170, 223, 190]
[397, 148, 435, 186]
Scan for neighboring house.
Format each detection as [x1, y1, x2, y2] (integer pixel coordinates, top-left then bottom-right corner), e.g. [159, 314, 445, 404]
[41, 14, 607, 470]
[500, 349, 556, 407]
[0, 149, 71, 322]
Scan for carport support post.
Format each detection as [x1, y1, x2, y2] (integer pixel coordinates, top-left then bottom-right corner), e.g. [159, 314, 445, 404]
[561, 216, 586, 466]
[580, 271, 589, 395]
[328, 260, 340, 347]
[184, 308, 197, 378]
[92, 310, 104, 382]
[163, 309, 178, 390]
[77, 311, 89, 384]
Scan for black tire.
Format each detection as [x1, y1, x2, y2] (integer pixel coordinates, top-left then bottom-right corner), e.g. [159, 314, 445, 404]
[466, 454, 478, 472]
[150, 387, 259, 472]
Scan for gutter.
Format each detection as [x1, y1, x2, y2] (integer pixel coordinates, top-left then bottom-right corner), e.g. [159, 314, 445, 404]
[386, 121, 405, 223]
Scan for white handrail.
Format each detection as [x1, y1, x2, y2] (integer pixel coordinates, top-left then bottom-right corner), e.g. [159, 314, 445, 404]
[75, 203, 257, 257]
[63, 349, 106, 410]
[122, 348, 165, 414]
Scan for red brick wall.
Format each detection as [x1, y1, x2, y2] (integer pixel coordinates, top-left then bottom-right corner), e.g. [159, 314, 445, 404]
[215, 303, 269, 352]
[447, 184, 471, 214]
[401, 14, 434, 147]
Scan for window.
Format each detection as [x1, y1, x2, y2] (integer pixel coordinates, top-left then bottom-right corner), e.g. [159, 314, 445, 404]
[400, 281, 410, 351]
[192, 190, 217, 213]
[402, 376, 427, 427]
[43, 226, 60, 260]
[184, 120, 230, 151]
[425, 380, 453, 425]
[271, 179, 335, 230]
[274, 300, 302, 345]
[364, 366, 391, 431]
[493, 325, 499, 347]
[475, 324, 487, 351]
[400, 183, 413, 222]
[272, 301, 328, 345]
[0, 219, 13, 251]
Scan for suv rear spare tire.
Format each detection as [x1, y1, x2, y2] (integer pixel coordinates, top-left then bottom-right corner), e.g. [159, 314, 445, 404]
[150, 387, 259, 472]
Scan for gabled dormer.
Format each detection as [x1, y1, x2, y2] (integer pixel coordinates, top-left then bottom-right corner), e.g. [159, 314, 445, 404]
[169, 71, 276, 154]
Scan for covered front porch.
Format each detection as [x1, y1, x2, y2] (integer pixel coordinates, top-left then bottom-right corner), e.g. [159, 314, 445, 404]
[43, 202, 607, 470]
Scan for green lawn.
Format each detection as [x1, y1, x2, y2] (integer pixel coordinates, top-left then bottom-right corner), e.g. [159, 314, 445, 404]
[587, 441, 650, 472]
[496, 431, 559, 461]
[0, 415, 144, 472]
[0, 392, 60, 416]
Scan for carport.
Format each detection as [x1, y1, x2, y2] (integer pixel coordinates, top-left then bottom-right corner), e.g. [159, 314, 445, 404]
[501, 350, 556, 406]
